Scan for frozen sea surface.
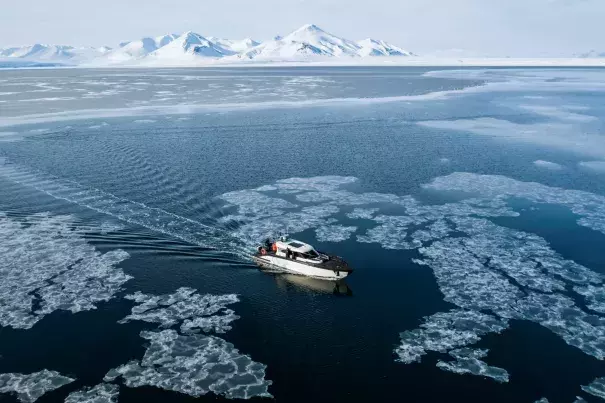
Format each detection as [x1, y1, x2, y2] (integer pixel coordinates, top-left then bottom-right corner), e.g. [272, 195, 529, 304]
[1, 67, 605, 403]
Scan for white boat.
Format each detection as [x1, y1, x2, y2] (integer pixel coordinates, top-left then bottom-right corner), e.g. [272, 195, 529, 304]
[252, 237, 353, 280]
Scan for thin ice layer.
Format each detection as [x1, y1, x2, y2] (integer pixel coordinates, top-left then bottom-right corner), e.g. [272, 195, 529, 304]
[346, 208, 379, 219]
[64, 383, 119, 403]
[582, 377, 605, 400]
[424, 172, 605, 236]
[315, 225, 357, 242]
[104, 330, 272, 400]
[120, 287, 239, 334]
[575, 285, 605, 314]
[396, 309, 509, 364]
[410, 216, 605, 360]
[0, 213, 131, 329]
[0, 370, 74, 403]
[436, 348, 509, 383]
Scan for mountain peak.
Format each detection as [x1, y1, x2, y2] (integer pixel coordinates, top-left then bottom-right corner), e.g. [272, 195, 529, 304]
[296, 24, 324, 33]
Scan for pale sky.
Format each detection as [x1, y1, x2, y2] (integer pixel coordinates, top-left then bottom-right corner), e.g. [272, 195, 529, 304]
[0, 0, 602, 56]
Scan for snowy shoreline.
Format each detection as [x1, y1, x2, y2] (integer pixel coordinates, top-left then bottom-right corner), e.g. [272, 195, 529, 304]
[3, 57, 605, 70]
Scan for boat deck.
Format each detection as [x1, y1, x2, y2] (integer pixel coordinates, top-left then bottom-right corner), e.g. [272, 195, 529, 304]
[253, 250, 353, 273]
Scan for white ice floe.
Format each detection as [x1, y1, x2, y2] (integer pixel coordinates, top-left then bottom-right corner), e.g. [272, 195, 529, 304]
[582, 377, 605, 400]
[119, 287, 239, 334]
[315, 225, 357, 242]
[64, 383, 119, 403]
[411, 216, 605, 360]
[0, 213, 131, 329]
[346, 208, 379, 219]
[396, 309, 509, 364]
[257, 176, 357, 194]
[574, 285, 605, 314]
[418, 118, 605, 160]
[436, 348, 509, 383]
[104, 330, 272, 399]
[533, 160, 564, 170]
[220, 189, 298, 218]
[0, 370, 74, 403]
[133, 119, 156, 124]
[424, 172, 605, 236]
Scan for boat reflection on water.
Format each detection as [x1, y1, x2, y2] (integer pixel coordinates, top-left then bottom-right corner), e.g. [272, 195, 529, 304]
[270, 272, 353, 296]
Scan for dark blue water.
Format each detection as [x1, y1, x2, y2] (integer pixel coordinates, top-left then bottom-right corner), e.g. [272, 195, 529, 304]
[1, 67, 605, 403]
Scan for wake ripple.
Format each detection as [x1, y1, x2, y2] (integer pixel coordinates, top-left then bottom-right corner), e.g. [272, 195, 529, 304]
[0, 159, 248, 258]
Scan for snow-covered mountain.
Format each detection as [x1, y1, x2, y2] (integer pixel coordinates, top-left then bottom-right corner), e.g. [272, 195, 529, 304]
[148, 32, 234, 61]
[356, 38, 414, 57]
[0, 44, 111, 62]
[579, 50, 605, 58]
[102, 34, 179, 63]
[207, 37, 260, 53]
[1, 24, 416, 66]
[241, 24, 363, 59]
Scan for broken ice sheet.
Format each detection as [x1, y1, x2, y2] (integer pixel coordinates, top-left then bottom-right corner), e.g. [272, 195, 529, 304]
[104, 330, 272, 400]
[315, 225, 357, 242]
[120, 287, 239, 334]
[436, 348, 509, 383]
[346, 208, 379, 219]
[582, 376, 605, 400]
[0, 370, 74, 403]
[64, 383, 119, 403]
[396, 309, 509, 364]
[0, 213, 131, 330]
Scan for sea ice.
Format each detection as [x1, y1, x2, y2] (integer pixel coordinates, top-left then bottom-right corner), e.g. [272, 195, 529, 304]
[346, 208, 379, 219]
[64, 383, 119, 403]
[424, 172, 605, 236]
[104, 330, 272, 399]
[0, 213, 131, 329]
[575, 285, 605, 314]
[396, 309, 509, 364]
[0, 370, 74, 403]
[582, 377, 605, 400]
[120, 288, 239, 334]
[533, 160, 564, 170]
[315, 225, 357, 242]
[436, 348, 509, 383]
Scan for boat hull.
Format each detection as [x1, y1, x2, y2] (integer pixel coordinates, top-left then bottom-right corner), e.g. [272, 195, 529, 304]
[252, 255, 350, 280]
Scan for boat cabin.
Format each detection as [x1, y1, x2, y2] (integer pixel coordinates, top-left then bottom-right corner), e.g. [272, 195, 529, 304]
[274, 239, 322, 262]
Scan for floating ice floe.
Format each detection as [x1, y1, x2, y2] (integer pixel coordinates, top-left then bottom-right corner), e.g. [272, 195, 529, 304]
[120, 287, 239, 334]
[104, 330, 272, 400]
[436, 348, 509, 383]
[424, 172, 605, 235]
[533, 160, 564, 170]
[112, 287, 272, 399]
[257, 176, 357, 194]
[582, 377, 605, 400]
[346, 208, 379, 219]
[413, 216, 605, 360]
[315, 225, 357, 242]
[396, 309, 509, 364]
[64, 383, 119, 403]
[0, 213, 131, 329]
[0, 370, 74, 403]
[574, 285, 605, 314]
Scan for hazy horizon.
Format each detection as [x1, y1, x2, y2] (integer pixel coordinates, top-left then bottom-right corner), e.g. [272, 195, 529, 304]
[1, 0, 603, 57]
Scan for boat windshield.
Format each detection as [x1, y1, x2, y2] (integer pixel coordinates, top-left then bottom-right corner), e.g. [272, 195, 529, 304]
[304, 249, 319, 259]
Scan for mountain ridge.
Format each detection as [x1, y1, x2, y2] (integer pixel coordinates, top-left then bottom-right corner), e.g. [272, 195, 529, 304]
[0, 24, 414, 65]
